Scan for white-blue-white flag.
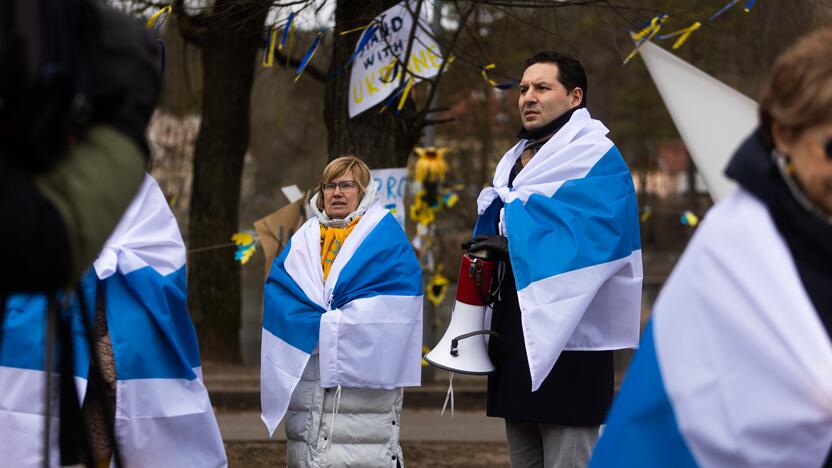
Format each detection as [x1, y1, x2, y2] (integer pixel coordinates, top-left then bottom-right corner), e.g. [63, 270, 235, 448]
[475, 108, 643, 391]
[0, 175, 227, 467]
[0, 293, 89, 466]
[591, 190, 832, 467]
[261, 202, 423, 436]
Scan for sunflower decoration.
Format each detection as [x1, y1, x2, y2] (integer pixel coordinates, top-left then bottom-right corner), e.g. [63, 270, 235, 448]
[413, 146, 449, 208]
[409, 194, 436, 225]
[413, 146, 449, 184]
[426, 271, 449, 307]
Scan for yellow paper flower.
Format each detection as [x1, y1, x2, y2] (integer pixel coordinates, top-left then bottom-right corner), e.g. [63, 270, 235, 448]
[413, 146, 449, 183]
[232, 232, 258, 264]
[409, 193, 436, 225]
[232, 232, 255, 246]
[680, 210, 699, 227]
[426, 272, 449, 307]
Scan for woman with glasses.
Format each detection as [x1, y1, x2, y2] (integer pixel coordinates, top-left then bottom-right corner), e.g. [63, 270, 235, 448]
[260, 156, 423, 468]
[592, 28, 832, 467]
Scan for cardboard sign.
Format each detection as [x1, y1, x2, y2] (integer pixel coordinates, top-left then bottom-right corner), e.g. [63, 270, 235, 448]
[347, 0, 445, 118]
[254, 196, 306, 280]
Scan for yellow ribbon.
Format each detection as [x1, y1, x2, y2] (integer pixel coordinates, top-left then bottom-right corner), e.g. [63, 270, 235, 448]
[145, 5, 172, 30]
[662, 21, 702, 49]
[480, 63, 497, 87]
[396, 76, 416, 112]
[340, 22, 375, 36]
[623, 15, 668, 65]
[262, 26, 277, 68]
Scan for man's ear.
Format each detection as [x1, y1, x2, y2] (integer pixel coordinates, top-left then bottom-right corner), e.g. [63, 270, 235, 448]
[771, 121, 795, 155]
[570, 87, 584, 108]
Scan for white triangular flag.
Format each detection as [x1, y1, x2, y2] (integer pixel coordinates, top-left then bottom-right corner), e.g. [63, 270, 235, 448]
[639, 41, 757, 201]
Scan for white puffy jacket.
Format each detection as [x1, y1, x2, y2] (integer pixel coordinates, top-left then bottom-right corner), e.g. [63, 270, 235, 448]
[285, 355, 404, 468]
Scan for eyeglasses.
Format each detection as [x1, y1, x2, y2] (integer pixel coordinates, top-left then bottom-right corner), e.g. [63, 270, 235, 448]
[321, 180, 359, 193]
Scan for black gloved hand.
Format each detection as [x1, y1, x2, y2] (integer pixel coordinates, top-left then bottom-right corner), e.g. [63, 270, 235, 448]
[83, 3, 161, 156]
[461, 235, 508, 260]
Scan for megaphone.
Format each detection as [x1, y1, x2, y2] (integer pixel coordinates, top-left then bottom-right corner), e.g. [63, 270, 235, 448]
[424, 250, 498, 374]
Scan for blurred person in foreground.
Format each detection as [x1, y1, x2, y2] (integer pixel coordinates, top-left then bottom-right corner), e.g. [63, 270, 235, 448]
[465, 52, 642, 468]
[0, 0, 158, 295]
[260, 156, 423, 467]
[591, 27, 832, 468]
[1, 174, 227, 467]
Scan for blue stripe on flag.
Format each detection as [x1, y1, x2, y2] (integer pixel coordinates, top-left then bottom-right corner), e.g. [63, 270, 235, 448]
[332, 213, 423, 308]
[590, 322, 697, 467]
[473, 197, 503, 236]
[1, 294, 90, 377]
[507, 146, 641, 290]
[264, 239, 327, 354]
[105, 266, 200, 380]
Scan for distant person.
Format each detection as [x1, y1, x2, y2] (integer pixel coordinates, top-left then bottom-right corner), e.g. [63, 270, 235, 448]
[464, 52, 642, 468]
[260, 156, 423, 467]
[591, 27, 832, 467]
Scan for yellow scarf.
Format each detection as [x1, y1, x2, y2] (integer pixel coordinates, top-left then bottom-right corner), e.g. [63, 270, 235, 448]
[320, 217, 361, 280]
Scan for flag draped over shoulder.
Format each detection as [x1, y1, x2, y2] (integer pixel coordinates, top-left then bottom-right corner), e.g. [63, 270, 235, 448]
[0, 293, 90, 466]
[88, 174, 226, 467]
[0, 175, 227, 467]
[591, 190, 832, 468]
[261, 202, 422, 436]
[475, 108, 642, 391]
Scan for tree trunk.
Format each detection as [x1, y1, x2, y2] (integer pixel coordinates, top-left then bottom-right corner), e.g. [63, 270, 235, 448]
[325, 0, 423, 167]
[187, 1, 268, 363]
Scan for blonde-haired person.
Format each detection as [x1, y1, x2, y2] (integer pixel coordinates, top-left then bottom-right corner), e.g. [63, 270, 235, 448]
[591, 28, 832, 467]
[261, 156, 423, 468]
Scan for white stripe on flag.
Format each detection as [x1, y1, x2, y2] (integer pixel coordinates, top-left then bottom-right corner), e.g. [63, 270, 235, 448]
[114, 367, 227, 467]
[116, 368, 214, 419]
[0, 366, 61, 467]
[94, 174, 186, 279]
[320, 294, 423, 389]
[115, 411, 227, 468]
[260, 329, 312, 436]
[517, 250, 642, 390]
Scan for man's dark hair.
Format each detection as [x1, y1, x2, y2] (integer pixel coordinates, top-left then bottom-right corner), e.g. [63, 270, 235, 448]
[524, 52, 588, 108]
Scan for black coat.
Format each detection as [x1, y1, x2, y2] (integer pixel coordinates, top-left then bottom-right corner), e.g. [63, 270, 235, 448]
[486, 258, 614, 426]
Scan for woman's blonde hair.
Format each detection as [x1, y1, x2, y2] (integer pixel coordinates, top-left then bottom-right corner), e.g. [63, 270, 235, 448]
[316, 155, 371, 211]
[759, 27, 832, 146]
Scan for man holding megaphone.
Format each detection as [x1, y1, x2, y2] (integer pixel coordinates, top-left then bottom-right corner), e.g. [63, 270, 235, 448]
[462, 52, 643, 468]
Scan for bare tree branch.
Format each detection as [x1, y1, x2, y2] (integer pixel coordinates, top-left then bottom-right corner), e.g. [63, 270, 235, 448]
[417, 2, 476, 120]
[396, 0, 425, 87]
[421, 116, 455, 127]
[173, 0, 208, 46]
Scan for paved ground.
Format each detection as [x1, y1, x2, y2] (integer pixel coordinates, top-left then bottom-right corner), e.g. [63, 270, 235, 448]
[219, 409, 509, 467]
[218, 409, 506, 442]
[224, 440, 510, 467]
[206, 361, 644, 466]
[206, 362, 512, 465]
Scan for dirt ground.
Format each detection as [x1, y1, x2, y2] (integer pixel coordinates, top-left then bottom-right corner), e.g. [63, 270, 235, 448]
[225, 441, 509, 467]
